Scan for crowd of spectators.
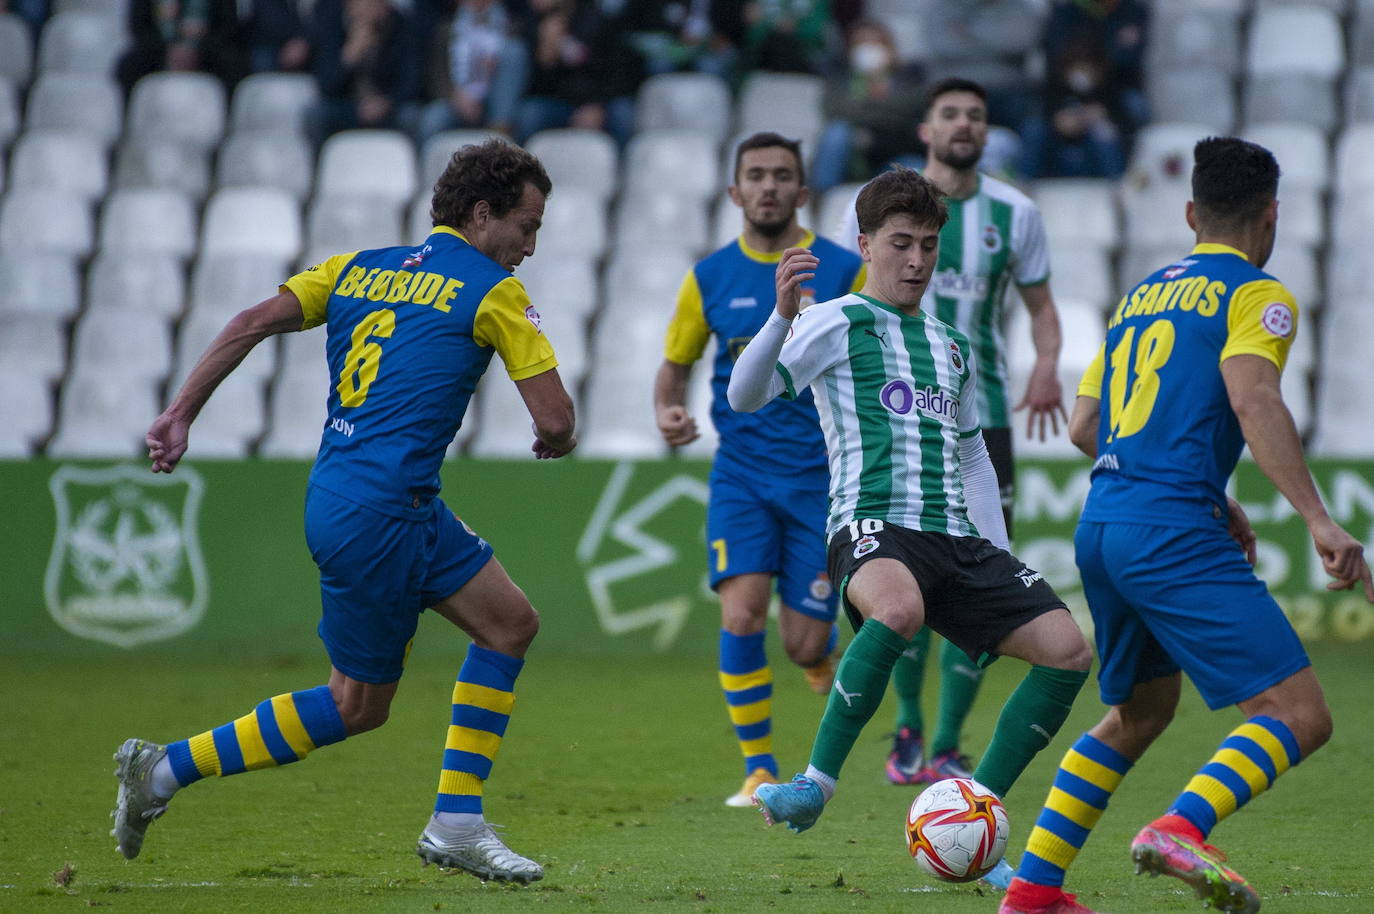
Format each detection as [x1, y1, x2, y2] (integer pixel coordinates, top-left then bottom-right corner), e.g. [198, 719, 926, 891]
[18, 0, 1150, 181]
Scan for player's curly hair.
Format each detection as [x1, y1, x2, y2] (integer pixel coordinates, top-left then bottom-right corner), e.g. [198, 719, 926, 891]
[430, 138, 552, 230]
[1192, 136, 1280, 230]
[855, 165, 949, 235]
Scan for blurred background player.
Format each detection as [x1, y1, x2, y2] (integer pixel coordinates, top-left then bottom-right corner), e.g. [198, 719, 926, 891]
[654, 131, 864, 808]
[113, 139, 576, 884]
[838, 77, 1068, 807]
[732, 166, 1090, 841]
[998, 137, 1374, 914]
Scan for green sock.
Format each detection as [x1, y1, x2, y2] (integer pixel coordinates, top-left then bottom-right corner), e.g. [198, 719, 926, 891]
[809, 618, 908, 780]
[972, 665, 1088, 798]
[930, 639, 985, 754]
[891, 626, 931, 733]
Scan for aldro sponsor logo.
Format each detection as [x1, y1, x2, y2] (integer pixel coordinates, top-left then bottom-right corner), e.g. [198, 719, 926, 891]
[880, 380, 959, 422]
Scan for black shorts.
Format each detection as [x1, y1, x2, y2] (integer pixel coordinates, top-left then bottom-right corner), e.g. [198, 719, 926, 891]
[982, 426, 1015, 537]
[827, 519, 1065, 668]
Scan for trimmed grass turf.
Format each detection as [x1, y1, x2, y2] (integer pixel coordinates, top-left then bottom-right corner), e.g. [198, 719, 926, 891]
[2, 626, 1371, 913]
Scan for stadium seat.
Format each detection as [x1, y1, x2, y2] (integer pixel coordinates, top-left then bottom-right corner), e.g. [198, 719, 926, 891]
[0, 78, 17, 153]
[465, 374, 524, 458]
[1144, 6, 1240, 75]
[1128, 122, 1220, 186]
[516, 253, 599, 321]
[0, 314, 67, 380]
[1046, 241, 1114, 308]
[536, 304, 588, 386]
[1263, 242, 1320, 310]
[47, 367, 160, 458]
[710, 197, 740, 248]
[737, 72, 825, 137]
[199, 187, 302, 260]
[818, 182, 863, 246]
[420, 129, 507, 191]
[1243, 122, 1329, 192]
[0, 370, 54, 456]
[1032, 178, 1120, 251]
[1333, 124, 1374, 193]
[1343, 65, 1374, 123]
[602, 248, 695, 305]
[1272, 186, 1324, 247]
[1248, 6, 1345, 80]
[98, 188, 198, 260]
[622, 128, 721, 202]
[172, 310, 277, 388]
[1325, 241, 1374, 305]
[408, 194, 433, 242]
[533, 185, 607, 260]
[303, 194, 403, 267]
[0, 188, 94, 256]
[259, 329, 330, 459]
[181, 371, 266, 458]
[634, 71, 732, 145]
[1243, 76, 1339, 135]
[0, 13, 33, 87]
[525, 128, 618, 201]
[1121, 189, 1192, 250]
[1329, 194, 1374, 249]
[85, 252, 185, 317]
[0, 251, 81, 318]
[9, 130, 108, 202]
[126, 72, 227, 151]
[580, 305, 671, 459]
[612, 190, 709, 256]
[315, 129, 417, 205]
[25, 72, 122, 145]
[70, 307, 173, 382]
[189, 253, 292, 317]
[215, 130, 313, 200]
[53, 0, 129, 15]
[228, 71, 317, 134]
[1311, 308, 1374, 456]
[1146, 68, 1236, 135]
[112, 138, 212, 200]
[36, 11, 126, 75]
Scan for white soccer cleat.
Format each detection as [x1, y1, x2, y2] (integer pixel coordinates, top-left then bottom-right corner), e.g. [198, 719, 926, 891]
[111, 738, 172, 860]
[725, 768, 778, 807]
[417, 819, 544, 884]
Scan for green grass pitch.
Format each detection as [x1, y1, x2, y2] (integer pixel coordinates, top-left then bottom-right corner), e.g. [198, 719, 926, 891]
[2, 624, 1371, 913]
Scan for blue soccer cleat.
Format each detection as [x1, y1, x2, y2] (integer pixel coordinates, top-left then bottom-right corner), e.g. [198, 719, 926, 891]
[919, 749, 975, 781]
[752, 774, 826, 833]
[886, 727, 926, 785]
[981, 856, 1016, 890]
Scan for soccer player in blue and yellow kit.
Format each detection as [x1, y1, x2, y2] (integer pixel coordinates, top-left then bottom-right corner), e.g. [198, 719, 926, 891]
[997, 138, 1374, 914]
[653, 132, 865, 807]
[113, 140, 576, 884]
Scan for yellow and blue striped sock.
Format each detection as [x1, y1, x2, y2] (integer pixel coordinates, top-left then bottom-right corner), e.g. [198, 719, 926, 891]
[435, 645, 523, 815]
[719, 630, 776, 777]
[1019, 733, 1133, 887]
[1169, 715, 1301, 838]
[165, 685, 347, 786]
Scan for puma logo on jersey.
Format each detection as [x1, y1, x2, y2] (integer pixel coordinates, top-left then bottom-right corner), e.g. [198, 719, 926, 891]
[834, 679, 861, 707]
[864, 328, 889, 346]
[1030, 724, 1051, 741]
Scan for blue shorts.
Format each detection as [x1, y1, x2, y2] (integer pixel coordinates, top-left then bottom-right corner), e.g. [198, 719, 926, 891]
[1075, 520, 1309, 710]
[304, 485, 493, 684]
[706, 463, 837, 622]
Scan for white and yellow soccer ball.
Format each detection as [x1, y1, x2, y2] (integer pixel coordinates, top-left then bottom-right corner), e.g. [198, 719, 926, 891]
[905, 777, 1009, 882]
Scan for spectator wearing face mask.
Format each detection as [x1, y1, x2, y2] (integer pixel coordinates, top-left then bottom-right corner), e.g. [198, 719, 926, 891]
[811, 20, 925, 193]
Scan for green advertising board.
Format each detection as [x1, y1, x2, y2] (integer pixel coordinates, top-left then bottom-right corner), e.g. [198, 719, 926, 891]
[3, 458, 1372, 657]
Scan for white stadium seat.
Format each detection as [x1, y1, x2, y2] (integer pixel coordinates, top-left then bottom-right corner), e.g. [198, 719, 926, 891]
[0, 314, 67, 380]
[37, 11, 127, 75]
[466, 373, 531, 458]
[126, 72, 226, 151]
[0, 251, 81, 318]
[173, 310, 277, 388]
[25, 72, 122, 145]
[199, 188, 302, 260]
[0, 370, 54, 456]
[0, 188, 94, 256]
[9, 130, 108, 201]
[420, 129, 506, 190]
[737, 72, 825, 137]
[182, 371, 266, 458]
[1333, 124, 1374, 193]
[1312, 308, 1374, 456]
[97, 188, 199, 260]
[113, 138, 212, 200]
[303, 194, 403, 267]
[516, 254, 599, 321]
[1262, 243, 1320, 310]
[579, 304, 670, 459]
[1247, 6, 1345, 80]
[69, 307, 173, 382]
[1032, 178, 1120, 251]
[316, 129, 417, 205]
[1244, 75, 1338, 134]
[229, 72, 318, 134]
[1146, 69, 1236, 134]
[635, 71, 732, 145]
[0, 78, 17, 153]
[189, 253, 292, 318]
[216, 130, 314, 201]
[525, 128, 618, 201]
[85, 252, 186, 317]
[533, 186, 607, 259]
[47, 368, 160, 458]
[1045, 241, 1114, 308]
[0, 13, 31, 87]
[1244, 122, 1329, 193]
[623, 128, 721, 201]
[612, 190, 709, 256]
[259, 328, 329, 458]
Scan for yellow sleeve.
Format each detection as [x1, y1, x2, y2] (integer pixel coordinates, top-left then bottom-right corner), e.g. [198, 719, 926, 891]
[1077, 343, 1105, 398]
[849, 263, 867, 292]
[281, 252, 359, 329]
[663, 269, 710, 365]
[472, 276, 558, 381]
[1221, 278, 1297, 372]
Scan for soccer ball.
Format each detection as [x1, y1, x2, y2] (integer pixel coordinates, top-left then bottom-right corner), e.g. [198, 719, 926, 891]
[905, 777, 1009, 882]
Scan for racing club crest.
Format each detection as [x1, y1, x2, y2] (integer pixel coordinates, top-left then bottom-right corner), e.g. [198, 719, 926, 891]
[981, 223, 1003, 254]
[45, 464, 208, 647]
[948, 340, 964, 372]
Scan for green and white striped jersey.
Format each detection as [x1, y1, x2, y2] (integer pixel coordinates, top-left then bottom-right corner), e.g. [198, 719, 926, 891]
[775, 293, 985, 542]
[921, 174, 1050, 429]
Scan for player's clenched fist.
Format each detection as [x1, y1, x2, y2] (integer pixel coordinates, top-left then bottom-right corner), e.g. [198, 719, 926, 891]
[774, 247, 818, 320]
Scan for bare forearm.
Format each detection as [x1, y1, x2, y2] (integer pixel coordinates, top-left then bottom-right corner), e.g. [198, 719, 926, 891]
[654, 360, 689, 412]
[1024, 285, 1062, 364]
[168, 310, 278, 422]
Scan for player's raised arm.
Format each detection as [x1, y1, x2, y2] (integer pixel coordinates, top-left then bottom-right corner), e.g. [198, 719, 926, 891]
[774, 246, 817, 320]
[147, 290, 307, 473]
[515, 367, 576, 459]
[1222, 352, 1373, 599]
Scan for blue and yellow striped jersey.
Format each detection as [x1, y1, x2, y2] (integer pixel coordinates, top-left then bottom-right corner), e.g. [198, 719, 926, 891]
[664, 230, 865, 478]
[284, 226, 557, 519]
[1077, 242, 1297, 527]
